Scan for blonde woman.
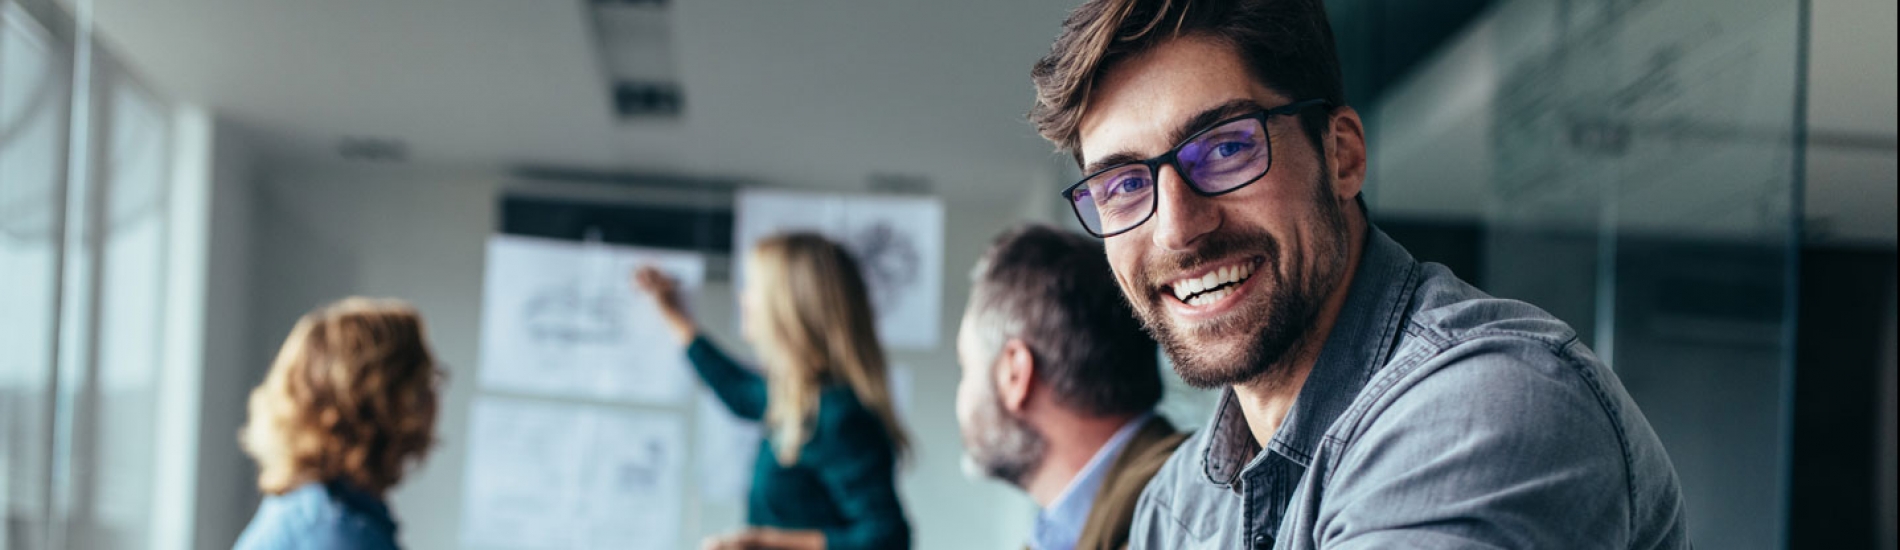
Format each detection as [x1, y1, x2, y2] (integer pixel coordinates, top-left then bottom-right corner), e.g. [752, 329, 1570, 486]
[234, 298, 442, 550]
[635, 232, 912, 550]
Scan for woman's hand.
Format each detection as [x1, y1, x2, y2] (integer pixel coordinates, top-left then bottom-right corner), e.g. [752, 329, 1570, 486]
[632, 266, 697, 345]
[700, 527, 825, 550]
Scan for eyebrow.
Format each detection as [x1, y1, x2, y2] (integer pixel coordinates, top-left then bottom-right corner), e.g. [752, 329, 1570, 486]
[1081, 98, 1264, 175]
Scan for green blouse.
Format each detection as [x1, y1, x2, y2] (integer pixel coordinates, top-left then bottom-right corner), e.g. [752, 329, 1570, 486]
[686, 336, 911, 549]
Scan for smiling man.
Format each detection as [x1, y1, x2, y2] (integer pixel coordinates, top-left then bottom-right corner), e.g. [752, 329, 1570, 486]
[1028, 0, 1690, 549]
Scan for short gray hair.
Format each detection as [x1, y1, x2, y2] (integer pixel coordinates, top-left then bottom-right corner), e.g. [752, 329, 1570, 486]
[966, 224, 1161, 417]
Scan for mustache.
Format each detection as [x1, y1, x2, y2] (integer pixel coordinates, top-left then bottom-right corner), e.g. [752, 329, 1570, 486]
[1145, 228, 1282, 288]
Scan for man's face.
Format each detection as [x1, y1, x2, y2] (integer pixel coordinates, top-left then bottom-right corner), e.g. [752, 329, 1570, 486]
[953, 310, 1045, 486]
[1076, 36, 1353, 388]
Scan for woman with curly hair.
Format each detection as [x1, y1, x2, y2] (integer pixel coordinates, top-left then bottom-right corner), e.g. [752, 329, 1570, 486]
[234, 297, 442, 550]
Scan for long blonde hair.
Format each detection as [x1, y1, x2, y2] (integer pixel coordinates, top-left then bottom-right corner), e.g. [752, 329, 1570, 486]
[747, 233, 911, 466]
[239, 297, 441, 495]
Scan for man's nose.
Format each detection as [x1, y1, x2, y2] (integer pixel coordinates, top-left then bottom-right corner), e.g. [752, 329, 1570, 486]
[1150, 165, 1219, 252]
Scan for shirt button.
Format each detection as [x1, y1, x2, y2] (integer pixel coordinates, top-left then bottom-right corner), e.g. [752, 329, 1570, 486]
[1252, 534, 1270, 549]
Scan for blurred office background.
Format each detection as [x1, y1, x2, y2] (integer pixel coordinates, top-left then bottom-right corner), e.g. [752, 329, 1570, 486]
[0, 0, 1892, 549]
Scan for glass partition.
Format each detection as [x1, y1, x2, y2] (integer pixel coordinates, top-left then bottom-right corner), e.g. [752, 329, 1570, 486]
[1361, 0, 1805, 547]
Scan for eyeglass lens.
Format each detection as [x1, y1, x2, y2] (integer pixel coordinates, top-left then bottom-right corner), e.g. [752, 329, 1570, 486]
[1068, 116, 1271, 236]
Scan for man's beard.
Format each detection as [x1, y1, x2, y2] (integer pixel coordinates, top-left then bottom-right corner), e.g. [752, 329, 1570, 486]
[1130, 177, 1353, 389]
[959, 378, 1046, 487]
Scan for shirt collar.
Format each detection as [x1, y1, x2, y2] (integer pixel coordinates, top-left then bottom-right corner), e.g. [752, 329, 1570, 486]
[1199, 225, 1421, 486]
[1030, 412, 1155, 550]
[325, 479, 397, 534]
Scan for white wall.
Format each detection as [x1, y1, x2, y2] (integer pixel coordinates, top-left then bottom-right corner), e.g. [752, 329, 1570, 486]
[192, 117, 262, 550]
[238, 162, 1063, 550]
[152, 108, 262, 550]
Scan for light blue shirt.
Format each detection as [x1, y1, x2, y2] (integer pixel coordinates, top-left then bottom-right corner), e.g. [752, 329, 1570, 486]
[233, 480, 399, 550]
[1030, 412, 1155, 550]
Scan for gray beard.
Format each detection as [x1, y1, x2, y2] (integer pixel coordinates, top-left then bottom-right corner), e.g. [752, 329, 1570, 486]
[964, 386, 1047, 487]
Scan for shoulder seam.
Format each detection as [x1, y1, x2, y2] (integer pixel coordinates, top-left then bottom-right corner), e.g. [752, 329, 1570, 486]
[1560, 339, 1639, 543]
[1330, 327, 1637, 539]
[1143, 486, 1200, 540]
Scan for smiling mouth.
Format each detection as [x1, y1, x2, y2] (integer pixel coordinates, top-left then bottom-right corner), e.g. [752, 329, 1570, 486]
[1164, 258, 1263, 307]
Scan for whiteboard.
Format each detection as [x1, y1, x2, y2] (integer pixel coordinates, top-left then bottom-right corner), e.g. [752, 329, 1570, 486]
[477, 234, 705, 404]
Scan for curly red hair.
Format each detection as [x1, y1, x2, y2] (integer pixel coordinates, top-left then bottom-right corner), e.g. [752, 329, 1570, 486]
[240, 297, 441, 496]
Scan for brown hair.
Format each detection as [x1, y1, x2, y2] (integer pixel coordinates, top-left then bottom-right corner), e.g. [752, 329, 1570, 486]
[748, 233, 912, 466]
[1029, 0, 1346, 157]
[240, 297, 441, 496]
[966, 224, 1161, 416]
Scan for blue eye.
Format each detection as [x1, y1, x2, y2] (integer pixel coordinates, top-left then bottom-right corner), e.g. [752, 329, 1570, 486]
[1114, 175, 1151, 194]
[1212, 141, 1252, 158]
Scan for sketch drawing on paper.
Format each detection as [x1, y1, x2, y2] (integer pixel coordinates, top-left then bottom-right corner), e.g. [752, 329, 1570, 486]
[523, 284, 627, 346]
[734, 190, 944, 350]
[848, 220, 924, 318]
[478, 234, 706, 404]
[461, 397, 685, 550]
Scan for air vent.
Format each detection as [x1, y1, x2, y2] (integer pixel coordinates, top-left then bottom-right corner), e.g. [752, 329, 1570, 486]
[337, 137, 409, 163]
[590, 0, 684, 120]
[867, 172, 934, 195]
[500, 194, 733, 255]
[613, 81, 683, 118]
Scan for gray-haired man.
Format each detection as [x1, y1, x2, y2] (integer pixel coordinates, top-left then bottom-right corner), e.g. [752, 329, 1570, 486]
[956, 224, 1186, 550]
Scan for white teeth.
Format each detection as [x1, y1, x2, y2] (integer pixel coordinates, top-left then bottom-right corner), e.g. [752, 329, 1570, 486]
[1188, 287, 1233, 307]
[1171, 261, 1257, 305]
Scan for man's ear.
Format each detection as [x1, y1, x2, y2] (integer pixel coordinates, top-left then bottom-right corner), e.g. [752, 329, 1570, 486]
[1326, 105, 1368, 201]
[994, 338, 1036, 414]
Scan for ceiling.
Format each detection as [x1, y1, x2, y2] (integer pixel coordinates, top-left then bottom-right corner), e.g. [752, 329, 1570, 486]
[75, 0, 1894, 243]
[82, 0, 1081, 201]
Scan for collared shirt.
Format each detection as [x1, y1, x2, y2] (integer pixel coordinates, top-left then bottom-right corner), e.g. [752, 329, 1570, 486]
[234, 480, 399, 550]
[1129, 226, 1690, 550]
[1030, 412, 1156, 550]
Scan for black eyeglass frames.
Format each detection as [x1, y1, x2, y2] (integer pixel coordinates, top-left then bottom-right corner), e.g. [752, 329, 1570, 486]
[1060, 99, 1331, 238]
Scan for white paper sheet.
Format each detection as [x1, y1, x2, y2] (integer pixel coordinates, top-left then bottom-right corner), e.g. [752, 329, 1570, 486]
[733, 189, 945, 350]
[461, 397, 685, 550]
[694, 391, 760, 503]
[478, 234, 705, 404]
[888, 362, 915, 424]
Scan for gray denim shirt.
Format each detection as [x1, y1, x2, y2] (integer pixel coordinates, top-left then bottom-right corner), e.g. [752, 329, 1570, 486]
[1130, 226, 1690, 550]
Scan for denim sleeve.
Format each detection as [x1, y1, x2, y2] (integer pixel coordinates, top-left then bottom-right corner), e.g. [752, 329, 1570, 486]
[1128, 473, 1172, 550]
[1316, 336, 1632, 549]
[806, 397, 911, 550]
[685, 336, 768, 421]
[1128, 474, 1188, 550]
